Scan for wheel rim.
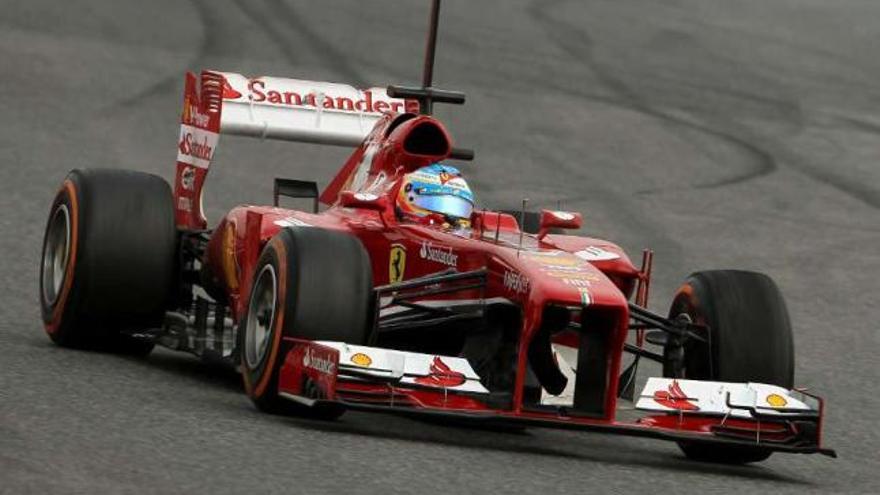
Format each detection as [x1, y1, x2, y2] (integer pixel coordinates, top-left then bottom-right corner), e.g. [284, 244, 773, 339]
[244, 264, 277, 369]
[42, 204, 71, 306]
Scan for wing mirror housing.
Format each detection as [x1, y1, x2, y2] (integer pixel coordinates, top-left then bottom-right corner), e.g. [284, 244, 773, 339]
[339, 191, 389, 211]
[537, 209, 582, 240]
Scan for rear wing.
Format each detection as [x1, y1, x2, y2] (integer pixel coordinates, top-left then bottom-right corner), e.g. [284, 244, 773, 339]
[219, 72, 417, 146]
[173, 70, 414, 229]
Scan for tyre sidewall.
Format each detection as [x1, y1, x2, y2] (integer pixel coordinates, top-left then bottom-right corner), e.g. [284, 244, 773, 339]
[40, 179, 82, 345]
[240, 234, 291, 409]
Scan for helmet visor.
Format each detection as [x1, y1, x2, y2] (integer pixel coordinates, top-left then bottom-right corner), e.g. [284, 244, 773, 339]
[412, 193, 474, 219]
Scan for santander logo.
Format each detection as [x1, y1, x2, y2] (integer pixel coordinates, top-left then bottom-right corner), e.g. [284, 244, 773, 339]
[302, 347, 336, 374]
[176, 124, 218, 169]
[222, 79, 242, 99]
[419, 241, 458, 268]
[178, 131, 214, 161]
[225, 78, 419, 114]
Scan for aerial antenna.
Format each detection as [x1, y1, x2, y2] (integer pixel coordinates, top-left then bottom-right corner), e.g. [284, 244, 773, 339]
[386, 0, 474, 161]
[421, 0, 441, 94]
[387, 0, 466, 116]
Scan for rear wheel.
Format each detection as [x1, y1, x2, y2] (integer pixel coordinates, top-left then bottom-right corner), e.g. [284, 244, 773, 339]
[665, 270, 794, 464]
[39, 169, 177, 354]
[239, 227, 373, 417]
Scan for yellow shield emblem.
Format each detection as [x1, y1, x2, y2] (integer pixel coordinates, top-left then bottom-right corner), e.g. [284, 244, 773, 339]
[389, 244, 407, 283]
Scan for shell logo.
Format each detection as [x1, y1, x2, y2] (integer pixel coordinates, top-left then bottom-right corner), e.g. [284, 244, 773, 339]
[350, 353, 372, 367]
[766, 393, 788, 407]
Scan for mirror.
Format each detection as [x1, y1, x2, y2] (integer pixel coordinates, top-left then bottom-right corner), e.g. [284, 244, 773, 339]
[538, 209, 582, 239]
[339, 191, 389, 212]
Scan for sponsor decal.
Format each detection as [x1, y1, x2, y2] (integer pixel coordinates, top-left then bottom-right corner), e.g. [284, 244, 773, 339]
[182, 93, 212, 129]
[766, 393, 788, 408]
[389, 244, 407, 283]
[549, 270, 599, 279]
[177, 196, 193, 213]
[526, 252, 582, 267]
[177, 124, 218, 169]
[579, 288, 592, 306]
[550, 210, 575, 221]
[574, 246, 620, 262]
[302, 347, 336, 374]
[180, 166, 196, 191]
[221, 223, 239, 290]
[419, 241, 458, 268]
[350, 353, 372, 367]
[540, 266, 598, 276]
[528, 250, 562, 256]
[273, 217, 312, 228]
[242, 79, 419, 114]
[353, 192, 379, 201]
[222, 78, 242, 99]
[414, 357, 466, 388]
[563, 278, 592, 288]
[503, 270, 530, 294]
[652, 380, 699, 411]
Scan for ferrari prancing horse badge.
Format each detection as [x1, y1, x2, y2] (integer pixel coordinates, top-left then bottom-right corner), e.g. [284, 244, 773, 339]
[389, 244, 406, 283]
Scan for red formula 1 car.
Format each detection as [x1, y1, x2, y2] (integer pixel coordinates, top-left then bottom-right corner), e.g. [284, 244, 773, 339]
[39, 3, 834, 465]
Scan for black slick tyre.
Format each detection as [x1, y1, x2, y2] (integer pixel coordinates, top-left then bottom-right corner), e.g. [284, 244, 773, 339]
[239, 227, 372, 417]
[39, 168, 177, 355]
[665, 270, 794, 464]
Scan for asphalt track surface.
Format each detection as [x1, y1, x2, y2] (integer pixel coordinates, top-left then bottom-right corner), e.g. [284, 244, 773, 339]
[1, 0, 878, 493]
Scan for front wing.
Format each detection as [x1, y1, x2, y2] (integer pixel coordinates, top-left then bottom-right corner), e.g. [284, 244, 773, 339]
[277, 339, 835, 457]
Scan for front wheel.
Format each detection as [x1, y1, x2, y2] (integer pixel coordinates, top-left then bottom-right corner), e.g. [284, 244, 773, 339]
[665, 270, 794, 464]
[238, 227, 373, 417]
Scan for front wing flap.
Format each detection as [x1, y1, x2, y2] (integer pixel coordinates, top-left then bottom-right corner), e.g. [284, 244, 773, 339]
[276, 339, 834, 457]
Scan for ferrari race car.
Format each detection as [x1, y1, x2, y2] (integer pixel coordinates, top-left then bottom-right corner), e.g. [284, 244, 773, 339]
[39, 2, 834, 465]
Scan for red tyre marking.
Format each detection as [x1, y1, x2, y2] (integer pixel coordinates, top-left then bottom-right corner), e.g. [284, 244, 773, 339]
[45, 180, 79, 335]
[677, 283, 706, 325]
[678, 283, 694, 299]
[243, 237, 288, 399]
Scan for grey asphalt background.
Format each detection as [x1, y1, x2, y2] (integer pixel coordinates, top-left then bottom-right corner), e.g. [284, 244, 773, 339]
[1, 0, 878, 493]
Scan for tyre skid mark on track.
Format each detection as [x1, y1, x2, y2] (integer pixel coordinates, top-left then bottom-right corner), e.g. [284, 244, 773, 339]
[690, 15, 880, 96]
[529, 0, 879, 210]
[268, 0, 369, 88]
[233, 0, 391, 89]
[270, 0, 428, 87]
[231, 0, 326, 83]
[103, 0, 214, 112]
[528, 0, 777, 193]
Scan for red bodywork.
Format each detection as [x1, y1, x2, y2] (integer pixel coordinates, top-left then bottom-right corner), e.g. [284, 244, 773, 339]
[174, 71, 831, 456]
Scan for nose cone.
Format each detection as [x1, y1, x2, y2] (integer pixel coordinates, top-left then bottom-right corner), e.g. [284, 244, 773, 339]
[516, 250, 628, 308]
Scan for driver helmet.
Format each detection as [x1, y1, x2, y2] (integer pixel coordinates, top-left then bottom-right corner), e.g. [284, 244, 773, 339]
[396, 163, 474, 225]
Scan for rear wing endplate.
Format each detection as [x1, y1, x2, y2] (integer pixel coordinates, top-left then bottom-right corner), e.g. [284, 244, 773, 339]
[172, 70, 414, 229]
